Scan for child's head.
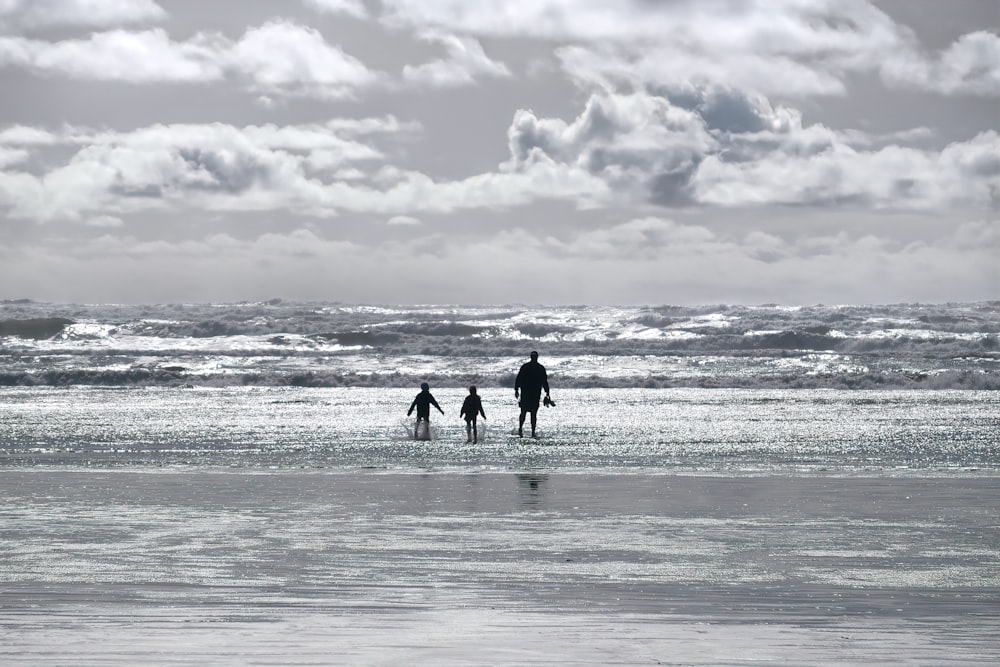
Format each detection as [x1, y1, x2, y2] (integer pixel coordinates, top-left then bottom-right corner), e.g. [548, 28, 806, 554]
[468, 385, 477, 394]
[421, 382, 429, 391]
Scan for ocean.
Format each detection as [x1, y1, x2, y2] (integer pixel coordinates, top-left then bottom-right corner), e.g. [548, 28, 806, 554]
[2, 300, 999, 665]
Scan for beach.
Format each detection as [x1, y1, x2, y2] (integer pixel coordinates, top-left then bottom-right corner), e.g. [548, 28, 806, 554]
[3, 469, 998, 665]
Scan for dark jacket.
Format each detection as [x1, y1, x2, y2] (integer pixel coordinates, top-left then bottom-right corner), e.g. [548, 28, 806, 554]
[461, 394, 486, 421]
[515, 360, 549, 399]
[408, 390, 442, 418]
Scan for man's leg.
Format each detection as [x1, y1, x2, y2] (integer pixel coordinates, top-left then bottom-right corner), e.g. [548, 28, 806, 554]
[530, 410, 538, 437]
[518, 410, 526, 437]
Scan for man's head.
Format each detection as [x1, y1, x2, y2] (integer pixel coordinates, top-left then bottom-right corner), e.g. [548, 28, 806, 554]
[421, 382, 429, 391]
[530, 351, 538, 361]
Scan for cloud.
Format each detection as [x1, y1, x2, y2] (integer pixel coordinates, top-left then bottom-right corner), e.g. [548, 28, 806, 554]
[504, 87, 1000, 210]
[0, 28, 225, 82]
[506, 91, 716, 205]
[880, 30, 1000, 96]
[0, 0, 166, 34]
[2, 80, 996, 225]
[379, 0, 999, 99]
[0, 117, 608, 221]
[0, 120, 389, 220]
[4, 211, 996, 304]
[387, 215, 421, 226]
[0, 20, 381, 97]
[0, 145, 28, 168]
[402, 32, 511, 87]
[230, 20, 379, 98]
[693, 130, 1000, 209]
[302, 0, 369, 20]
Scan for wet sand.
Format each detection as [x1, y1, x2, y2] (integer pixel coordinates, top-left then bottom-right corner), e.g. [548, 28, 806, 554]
[2, 471, 999, 665]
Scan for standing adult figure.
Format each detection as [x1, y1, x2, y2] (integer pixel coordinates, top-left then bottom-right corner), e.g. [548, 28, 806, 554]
[514, 350, 550, 438]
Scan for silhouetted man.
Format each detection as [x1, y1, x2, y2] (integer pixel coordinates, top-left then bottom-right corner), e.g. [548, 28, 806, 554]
[514, 350, 550, 438]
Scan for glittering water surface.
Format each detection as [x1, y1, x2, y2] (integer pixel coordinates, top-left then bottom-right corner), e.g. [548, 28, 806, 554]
[1, 387, 997, 473]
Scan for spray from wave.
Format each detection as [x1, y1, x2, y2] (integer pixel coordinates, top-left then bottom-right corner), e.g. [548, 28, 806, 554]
[1, 300, 997, 389]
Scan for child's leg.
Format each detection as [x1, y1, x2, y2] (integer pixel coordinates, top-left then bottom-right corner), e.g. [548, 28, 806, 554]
[471, 419, 478, 443]
[465, 420, 471, 442]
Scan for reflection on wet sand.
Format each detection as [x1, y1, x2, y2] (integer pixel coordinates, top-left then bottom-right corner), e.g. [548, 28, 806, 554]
[517, 474, 548, 507]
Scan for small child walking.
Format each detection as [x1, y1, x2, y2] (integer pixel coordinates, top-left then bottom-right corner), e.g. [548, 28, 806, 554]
[407, 382, 444, 439]
[460, 386, 486, 443]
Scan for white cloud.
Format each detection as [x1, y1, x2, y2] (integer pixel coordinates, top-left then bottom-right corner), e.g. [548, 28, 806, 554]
[0, 125, 61, 145]
[692, 131, 1000, 209]
[381, 0, 999, 99]
[0, 28, 224, 82]
[0, 116, 609, 221]
[880, 30, 1000, 96]
[230, 20, 379, 98]
[556, 43, 849, 99]
[0, 145, 28, 167]
[0, 0, 165, 34]
[504, 88, 1000, 210]
[387, 215, 421, 226]
[0, 20, 380, 97]
[402, 32, 511, 87]
[303, 0, 368, 20]
[2, 81, 996, 225]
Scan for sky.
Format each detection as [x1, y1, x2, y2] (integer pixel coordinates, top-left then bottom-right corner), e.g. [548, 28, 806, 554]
[0, 0, 998, 306]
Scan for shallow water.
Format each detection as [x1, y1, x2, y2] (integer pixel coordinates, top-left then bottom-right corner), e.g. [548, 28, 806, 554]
[1, 387, 997, 474]
[2, 386, 998, 664]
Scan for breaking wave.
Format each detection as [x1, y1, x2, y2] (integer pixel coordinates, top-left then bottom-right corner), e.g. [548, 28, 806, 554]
[1, 300, 997, 389]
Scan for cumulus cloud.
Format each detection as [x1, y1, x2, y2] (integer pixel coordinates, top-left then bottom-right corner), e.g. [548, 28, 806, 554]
[0, 19, 380, 97]
[2, 78, 996, 226]
[0, 116, 608, 221]
[377, 0, 999, 99]
[230, 20, 378, 98]
[0, 0, 166, 34]
[504, 87, 1000, 210]
[506, 92, 716, 205]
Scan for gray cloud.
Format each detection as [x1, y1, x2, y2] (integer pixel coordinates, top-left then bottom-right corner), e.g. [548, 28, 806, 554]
[0, 0, 165, 34]
[504, 87, 1000, 210]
